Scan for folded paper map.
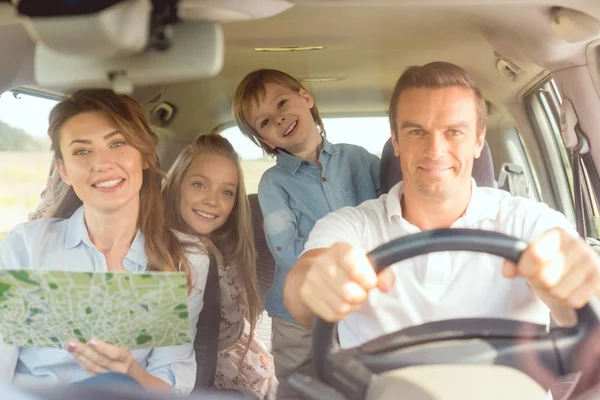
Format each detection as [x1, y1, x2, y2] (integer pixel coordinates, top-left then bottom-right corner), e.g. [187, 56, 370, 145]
[0, 269, 192, 349]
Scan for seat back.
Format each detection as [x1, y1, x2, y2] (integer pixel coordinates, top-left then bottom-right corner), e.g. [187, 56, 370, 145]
[193, 252, 220, 389]
[248, 193, 276, 304]
[379, 137, 496, 194]
[497, 162, 531, 198]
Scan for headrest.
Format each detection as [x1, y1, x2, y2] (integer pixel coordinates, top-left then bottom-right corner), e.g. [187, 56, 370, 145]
[379, 137, 496, 195]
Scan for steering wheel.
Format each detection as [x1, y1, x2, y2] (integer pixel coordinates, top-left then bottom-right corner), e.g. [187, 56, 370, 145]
[289, 229, 600, 400]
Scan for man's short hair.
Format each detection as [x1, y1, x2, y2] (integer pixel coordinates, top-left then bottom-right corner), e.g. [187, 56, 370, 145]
[388, 61, 488, 136]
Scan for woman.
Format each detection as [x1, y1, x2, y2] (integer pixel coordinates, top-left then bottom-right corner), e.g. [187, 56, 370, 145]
[0, 89, 208, 395]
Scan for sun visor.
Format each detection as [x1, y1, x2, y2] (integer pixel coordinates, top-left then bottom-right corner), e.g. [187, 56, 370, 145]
[550, 7, 600, 43]
[33, 20, 224, 93]
[21, 0, 152, 60]
[179, 0, 294, 22]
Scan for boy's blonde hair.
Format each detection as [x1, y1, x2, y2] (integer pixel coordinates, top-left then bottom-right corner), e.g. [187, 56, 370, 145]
[232, 69, 326, 156]
[162, 134, 261, 359]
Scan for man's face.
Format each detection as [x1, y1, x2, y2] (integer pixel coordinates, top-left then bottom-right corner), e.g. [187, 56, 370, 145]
[391, 86, 485, 201]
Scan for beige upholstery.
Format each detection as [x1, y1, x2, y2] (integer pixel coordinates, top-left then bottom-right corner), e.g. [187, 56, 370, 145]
[366, 364, 547, 400]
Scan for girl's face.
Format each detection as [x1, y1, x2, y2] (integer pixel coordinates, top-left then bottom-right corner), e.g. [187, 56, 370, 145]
[179, 153, 239, 238]
[56, 111, 146, 214]
[248, 82, 319, 154]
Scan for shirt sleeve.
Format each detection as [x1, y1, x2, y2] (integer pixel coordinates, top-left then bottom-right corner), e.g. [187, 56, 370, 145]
[258, 180, 307, 271]
[513, 198, 578, 241]
[143, 248, 209, 395]
[367, 151, 381, 196]
[303, 206, 366, 255]
[0, 223, 30, 269]
[0, 225, 25, 383]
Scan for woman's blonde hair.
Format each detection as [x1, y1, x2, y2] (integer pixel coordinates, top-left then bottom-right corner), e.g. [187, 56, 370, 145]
[162, 134, 261, 357]
[47, 89, 194, 288]
[232, 68, 326, 157]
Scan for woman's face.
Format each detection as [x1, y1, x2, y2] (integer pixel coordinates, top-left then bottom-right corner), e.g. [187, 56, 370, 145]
[179, 153, 238, 238]
[56, 111, 147, 214]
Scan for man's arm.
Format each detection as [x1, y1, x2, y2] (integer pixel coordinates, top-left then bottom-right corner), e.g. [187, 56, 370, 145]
[505, 227, 600, 327]
[283, 207, 395, 328]
[284, 248, 327, 328]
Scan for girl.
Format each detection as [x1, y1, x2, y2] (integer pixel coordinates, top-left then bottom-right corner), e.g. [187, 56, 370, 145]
[162, 134, 277, 399]
[0, 89, 208, 395]
[233, 69, 381, 398]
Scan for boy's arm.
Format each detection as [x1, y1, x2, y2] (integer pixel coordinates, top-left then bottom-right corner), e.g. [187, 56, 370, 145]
[367, 151, 381, 196]
[258, 181, 309, 271]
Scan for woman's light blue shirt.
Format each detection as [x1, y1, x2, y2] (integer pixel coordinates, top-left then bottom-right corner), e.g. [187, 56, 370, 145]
[0, 206, 209, 394]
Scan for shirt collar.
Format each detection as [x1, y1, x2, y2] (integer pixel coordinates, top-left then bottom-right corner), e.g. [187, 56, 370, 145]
[385, 179, 499, 225]
[65, 206, 87, 249]
[462, 179, 500, 224]
[321, 138, 338, 155]
[275, 137, 337, 174]
[127, 230, 147, 267]
[65, 205, 147, 268]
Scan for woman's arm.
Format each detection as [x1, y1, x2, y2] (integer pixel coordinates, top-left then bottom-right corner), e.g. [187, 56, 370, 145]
[0, 226, 27, 383]
[0, 342, 19, 384]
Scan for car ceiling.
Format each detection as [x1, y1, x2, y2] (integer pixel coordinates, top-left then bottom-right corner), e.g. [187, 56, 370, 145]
[0, 0, 599, 143]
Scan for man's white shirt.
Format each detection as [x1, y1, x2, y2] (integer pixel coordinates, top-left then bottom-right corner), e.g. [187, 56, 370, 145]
[303, 180, 577, 349]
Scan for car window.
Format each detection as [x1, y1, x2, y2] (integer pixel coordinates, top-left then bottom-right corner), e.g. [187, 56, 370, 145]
[220, 116, 389, 193]
[0, 90, 59, 241]
[526, 78, 600, 238]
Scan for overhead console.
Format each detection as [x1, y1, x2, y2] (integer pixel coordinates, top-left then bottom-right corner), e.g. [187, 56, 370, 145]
[11, 0, 294, 92]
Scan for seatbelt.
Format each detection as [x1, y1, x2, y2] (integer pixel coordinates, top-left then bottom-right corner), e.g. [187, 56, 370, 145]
[194, 252, 220, 389]
[570, 126, 586, 237]
[561, 98, 588, 237]
[497, 163, 530, 198]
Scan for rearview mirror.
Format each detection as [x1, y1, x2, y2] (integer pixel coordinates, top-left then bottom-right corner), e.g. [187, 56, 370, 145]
[34, 20, 224, 93]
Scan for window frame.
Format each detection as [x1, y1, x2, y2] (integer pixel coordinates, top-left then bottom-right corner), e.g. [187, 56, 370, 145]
[525, 77, 600, 237]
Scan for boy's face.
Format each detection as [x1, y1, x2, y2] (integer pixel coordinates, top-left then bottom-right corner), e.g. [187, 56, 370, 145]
[248, 82, 319, 154]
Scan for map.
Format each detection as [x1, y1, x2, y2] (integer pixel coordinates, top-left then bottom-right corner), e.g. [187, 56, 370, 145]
[0, 269, 192, 349]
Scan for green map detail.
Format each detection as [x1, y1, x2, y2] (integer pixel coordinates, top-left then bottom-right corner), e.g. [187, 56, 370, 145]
[10, 270, 38, 286]
[0, 270, 192, 349]
[136, 334, 152, 346]
[0, 282, 11, 301]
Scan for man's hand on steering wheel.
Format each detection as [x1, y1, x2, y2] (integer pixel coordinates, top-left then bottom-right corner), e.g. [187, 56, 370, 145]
[503, 227, 600, 326]
[298, 243, 396, 323]
[298, 227, 600, 325]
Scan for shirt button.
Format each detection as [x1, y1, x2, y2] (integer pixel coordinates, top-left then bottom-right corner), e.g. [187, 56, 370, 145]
[276, 246, 282, 251]
[303, 161, 309, 166]
[322, 177, 327, 182]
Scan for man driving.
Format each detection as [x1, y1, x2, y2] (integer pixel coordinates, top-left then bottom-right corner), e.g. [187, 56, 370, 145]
[283, 61, 600, 349]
